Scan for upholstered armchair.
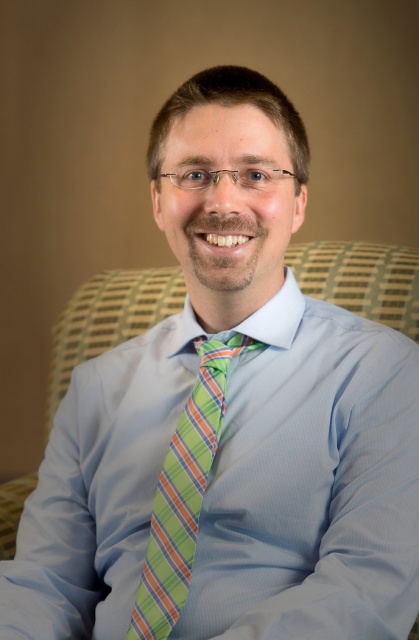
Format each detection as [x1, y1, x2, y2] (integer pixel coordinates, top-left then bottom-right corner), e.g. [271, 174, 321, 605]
[1, 241, 418, 637]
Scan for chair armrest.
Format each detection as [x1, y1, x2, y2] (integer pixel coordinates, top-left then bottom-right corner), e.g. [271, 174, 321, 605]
[0, 472, 38, 560]
[410, 619, 419, 640]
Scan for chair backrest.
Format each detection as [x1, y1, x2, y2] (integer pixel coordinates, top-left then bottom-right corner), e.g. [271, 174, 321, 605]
[46, 241, 419, 436]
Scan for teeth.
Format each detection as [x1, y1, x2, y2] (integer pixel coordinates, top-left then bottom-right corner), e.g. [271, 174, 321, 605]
[206, 234, 250, 247]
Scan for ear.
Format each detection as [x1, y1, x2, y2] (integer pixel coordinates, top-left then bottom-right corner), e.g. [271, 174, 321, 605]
[151, 181, 165, 231]
[291, 184, 307, 235]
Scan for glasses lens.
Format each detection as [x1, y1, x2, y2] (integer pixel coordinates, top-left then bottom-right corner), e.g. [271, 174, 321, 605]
[237, 168, 273, 190]
[238, 167, 296, 190]
[173, 170, 212, 190]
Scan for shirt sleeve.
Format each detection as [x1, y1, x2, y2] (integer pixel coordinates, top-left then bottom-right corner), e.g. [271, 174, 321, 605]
[0, 366, 104, 640]
[210, 338, 419, 640]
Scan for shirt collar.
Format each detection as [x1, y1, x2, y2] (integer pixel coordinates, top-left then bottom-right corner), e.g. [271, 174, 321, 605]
[168, 267, 305, 356]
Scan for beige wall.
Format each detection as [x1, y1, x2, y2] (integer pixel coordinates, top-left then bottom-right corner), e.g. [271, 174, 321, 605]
[1, 0, 418, 481]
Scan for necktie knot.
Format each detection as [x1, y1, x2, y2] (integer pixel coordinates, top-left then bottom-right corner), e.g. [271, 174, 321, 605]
[194, 333, 263, 374]
[195, 338, 234, 374]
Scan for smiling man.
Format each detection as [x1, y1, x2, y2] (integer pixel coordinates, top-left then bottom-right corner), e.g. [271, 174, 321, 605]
[152, 102, 306, 333]
[1, 66, 419, 640]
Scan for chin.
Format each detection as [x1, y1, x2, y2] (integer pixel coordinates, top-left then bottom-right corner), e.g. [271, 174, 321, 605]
[193, 268, 255, 292]
[190, 252, 259, 292]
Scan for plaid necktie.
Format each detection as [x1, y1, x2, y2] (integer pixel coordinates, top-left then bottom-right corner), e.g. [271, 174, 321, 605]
[126, 333, 263, 640]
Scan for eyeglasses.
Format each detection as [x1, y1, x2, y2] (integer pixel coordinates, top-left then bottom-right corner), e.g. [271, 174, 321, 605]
[159, 167, 298, 191]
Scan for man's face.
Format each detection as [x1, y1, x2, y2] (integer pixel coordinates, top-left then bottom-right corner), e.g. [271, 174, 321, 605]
[151, 103, 307, 307]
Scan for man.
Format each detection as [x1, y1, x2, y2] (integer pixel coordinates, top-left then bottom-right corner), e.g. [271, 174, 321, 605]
[1, 66, 418, 639]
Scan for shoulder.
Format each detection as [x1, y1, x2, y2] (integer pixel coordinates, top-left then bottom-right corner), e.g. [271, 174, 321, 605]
[53, 312, 183, 429]
[300, 295, 419, 374]
[71, 312, 182, 386]
[303, 295, 415, 345]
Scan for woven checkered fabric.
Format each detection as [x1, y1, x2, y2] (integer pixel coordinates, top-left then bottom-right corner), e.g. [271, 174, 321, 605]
[286, 241, 419, 340]
[126, 335, 263, 640]
[0, 472, 38, 560]
[410, 619, 419, 640]
[1, 241, 418, 638]
[45, 267, 187, 438]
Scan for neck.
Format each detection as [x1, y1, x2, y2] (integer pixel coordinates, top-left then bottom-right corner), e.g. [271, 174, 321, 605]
[187, 275, 285, 334]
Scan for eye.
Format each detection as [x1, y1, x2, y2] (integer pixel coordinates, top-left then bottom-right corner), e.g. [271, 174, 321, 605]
[183, 170, 209, 182]
[246, 169, 269, 182]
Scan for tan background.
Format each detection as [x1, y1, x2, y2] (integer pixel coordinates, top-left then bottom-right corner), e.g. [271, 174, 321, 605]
[1, 0, 418, 482]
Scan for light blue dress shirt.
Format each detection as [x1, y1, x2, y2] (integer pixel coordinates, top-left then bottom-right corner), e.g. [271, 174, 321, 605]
[1, 268, 419, 640]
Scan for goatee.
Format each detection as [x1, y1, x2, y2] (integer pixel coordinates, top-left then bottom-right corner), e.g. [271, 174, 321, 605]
[185, 215, 267, 291]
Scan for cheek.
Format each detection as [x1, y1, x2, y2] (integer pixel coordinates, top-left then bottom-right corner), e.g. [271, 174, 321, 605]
[157, 200, 197, 251]
[162, 192, 197, 225]
[154, 196, 179, 233]
[257, 197, 294, 227]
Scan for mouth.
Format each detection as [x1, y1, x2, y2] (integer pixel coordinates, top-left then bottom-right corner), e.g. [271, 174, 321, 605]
[205, 233, 250, 248]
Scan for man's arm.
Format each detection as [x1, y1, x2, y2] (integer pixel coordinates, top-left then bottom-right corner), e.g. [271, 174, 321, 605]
[210, 343, 419, 640]
[0, 370, 103, 639]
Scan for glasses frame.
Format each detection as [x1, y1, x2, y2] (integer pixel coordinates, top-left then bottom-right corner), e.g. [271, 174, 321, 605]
[159, 168, 298, 190]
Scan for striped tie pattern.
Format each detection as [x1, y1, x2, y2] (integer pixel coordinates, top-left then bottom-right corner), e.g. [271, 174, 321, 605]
[126, 333, 263, 640]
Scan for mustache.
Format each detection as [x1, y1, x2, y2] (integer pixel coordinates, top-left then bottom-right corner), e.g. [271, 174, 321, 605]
[186, 215, 266, 238]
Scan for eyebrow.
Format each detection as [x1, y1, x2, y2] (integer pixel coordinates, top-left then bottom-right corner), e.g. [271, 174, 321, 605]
[176, 156, 213, 168]
[238, 154, 278, 167]
[175, 154, 278, 168]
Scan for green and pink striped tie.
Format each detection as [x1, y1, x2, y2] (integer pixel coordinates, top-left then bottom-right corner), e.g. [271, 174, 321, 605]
[126, 333, 263, 640]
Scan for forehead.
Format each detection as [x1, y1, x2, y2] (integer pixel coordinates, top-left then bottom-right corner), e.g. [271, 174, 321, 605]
[163, 103, 290, 165]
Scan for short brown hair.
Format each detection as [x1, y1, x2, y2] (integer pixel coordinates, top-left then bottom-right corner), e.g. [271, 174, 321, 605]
[147, 65, 310, 194]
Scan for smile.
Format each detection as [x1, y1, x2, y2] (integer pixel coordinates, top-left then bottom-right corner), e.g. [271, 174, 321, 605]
[205, 234, 250, 248]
